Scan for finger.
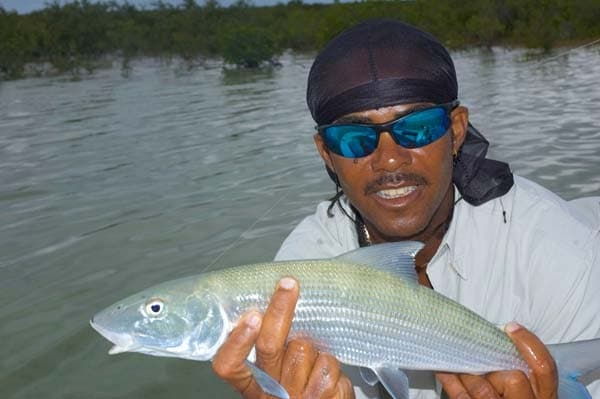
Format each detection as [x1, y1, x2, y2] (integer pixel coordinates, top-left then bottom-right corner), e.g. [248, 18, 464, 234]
[336, 374, 355, 399]
[212, 312, 264, 398]
[279, 339, 319, 395]
[505, 322, 558, 399]
[255, 277, 299, 379]
[436, 372, 471, 399]
[304, 352, 343, 398]
[486, 370, 535, 399]
[458, 374, 500, 399]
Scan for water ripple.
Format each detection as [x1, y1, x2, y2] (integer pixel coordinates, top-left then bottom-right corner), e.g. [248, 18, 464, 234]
[0, 50, 599, 398]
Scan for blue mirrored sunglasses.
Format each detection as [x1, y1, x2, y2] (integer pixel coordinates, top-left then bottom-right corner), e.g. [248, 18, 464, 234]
[317, 101, 459, 158]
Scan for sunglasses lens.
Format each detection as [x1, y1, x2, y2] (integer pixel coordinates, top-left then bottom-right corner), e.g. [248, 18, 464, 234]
[321, 105, 453, 158]
[392, 107, 450, 148]
[323, 126, 377, 158]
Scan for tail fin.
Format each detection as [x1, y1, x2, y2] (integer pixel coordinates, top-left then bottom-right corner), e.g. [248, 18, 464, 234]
[557, 372, 592, 399]
[548, 338, 600, 399]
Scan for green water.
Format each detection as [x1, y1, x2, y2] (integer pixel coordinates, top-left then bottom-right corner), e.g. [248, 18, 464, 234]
[1, 48, 599, 398]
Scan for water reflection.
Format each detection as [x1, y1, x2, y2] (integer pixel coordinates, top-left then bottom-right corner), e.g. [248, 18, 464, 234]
[221, 65, 278, 86]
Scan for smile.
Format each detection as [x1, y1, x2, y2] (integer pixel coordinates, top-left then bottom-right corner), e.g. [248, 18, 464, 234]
[376, 186, 418, 199]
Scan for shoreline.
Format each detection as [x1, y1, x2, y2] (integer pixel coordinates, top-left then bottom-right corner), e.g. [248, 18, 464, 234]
[5, 42, 600, 82]
[2, 0, 599, 81]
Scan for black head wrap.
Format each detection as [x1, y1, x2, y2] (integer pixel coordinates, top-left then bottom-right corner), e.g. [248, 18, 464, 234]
[307, 19, 513, 206]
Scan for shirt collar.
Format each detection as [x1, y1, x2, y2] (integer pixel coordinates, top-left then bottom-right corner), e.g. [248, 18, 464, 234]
[342, 187, 478, 280]
[430, 186, 468, 280]
[433, 184, 510, 280]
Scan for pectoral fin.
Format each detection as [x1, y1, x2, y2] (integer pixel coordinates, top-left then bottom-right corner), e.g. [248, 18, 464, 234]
[359, 367, 379, 386]
[373, 367, 410, 399]
[245, 360, 289, 399]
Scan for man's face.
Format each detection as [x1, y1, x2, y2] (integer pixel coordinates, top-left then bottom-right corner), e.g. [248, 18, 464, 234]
[314, 103, 468, 242]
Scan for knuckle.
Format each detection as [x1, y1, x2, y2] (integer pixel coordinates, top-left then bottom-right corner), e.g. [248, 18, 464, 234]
[212, 360, 236, 378]
[504, 371, 528, 388]
[338, 375, 354, 396]
[319, 352, 341, 369]
[256, 335, 281, 358]
[287, 339, 311, 354]
[311, 354, 341, 397]
[269, 298, 289, 315]
[285, 339, 316, 368]
[320, 363, 334, 380]
[535, 357, 558, 379]
[317, 374, 338, 397]
[454, 392, 471, 399]
[269, 291, 297, 314]
[467, 379, 496, 398]
[240, 382, 262, 399]
[322, 357, 341, 383]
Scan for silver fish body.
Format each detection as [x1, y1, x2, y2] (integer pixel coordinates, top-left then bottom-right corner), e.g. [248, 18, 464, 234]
[91, 242, 598, 399]
[91, 244, 525, 373]
[209, 259, 527, 372]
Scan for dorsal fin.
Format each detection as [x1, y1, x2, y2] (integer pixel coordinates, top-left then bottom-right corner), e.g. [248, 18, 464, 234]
[335, 242, 423, 283]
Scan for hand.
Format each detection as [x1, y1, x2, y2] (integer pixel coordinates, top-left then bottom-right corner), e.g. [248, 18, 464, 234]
[212, 277, 354, 399]
[436, 322, 559, 398]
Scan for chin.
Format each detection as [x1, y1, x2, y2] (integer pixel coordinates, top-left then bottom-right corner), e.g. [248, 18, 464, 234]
[372, 218, 430, 242]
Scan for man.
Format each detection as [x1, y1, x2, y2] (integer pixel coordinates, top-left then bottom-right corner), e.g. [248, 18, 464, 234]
[212, 19, 600, 398]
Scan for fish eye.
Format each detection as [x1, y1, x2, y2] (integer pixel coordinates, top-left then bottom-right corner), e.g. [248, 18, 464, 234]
[145, 298, 165, 317]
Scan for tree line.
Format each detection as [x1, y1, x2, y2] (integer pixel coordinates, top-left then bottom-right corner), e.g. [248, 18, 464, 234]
[1, 0, 599, 80]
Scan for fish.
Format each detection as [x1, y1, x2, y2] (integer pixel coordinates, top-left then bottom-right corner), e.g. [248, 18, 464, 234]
[90, 242, 600, 399]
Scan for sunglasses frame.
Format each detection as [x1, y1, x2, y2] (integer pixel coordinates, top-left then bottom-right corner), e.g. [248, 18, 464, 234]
[316, 100, 460, 158]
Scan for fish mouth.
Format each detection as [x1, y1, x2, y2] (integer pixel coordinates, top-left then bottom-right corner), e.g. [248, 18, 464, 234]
[90, 318, 140, 355]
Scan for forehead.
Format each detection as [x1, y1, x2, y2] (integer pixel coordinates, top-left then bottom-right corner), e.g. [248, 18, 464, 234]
[334, 102, 434, 124]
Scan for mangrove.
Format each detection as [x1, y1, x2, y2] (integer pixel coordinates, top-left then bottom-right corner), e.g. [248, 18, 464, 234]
[1, 0, 599, 80]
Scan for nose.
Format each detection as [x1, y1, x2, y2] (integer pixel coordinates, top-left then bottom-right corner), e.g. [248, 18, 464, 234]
[370, 132, 412, 171]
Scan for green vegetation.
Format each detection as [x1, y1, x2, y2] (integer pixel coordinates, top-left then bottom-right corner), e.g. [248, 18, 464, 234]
[1, 0, 599, 80]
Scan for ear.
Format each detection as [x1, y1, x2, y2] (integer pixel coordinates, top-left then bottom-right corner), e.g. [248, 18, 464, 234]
[450, 106, 469, 155]
[314, 133, 336, 173]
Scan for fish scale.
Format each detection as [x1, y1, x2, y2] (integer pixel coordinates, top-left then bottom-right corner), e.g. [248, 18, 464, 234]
[91, 242, 599, 399]
[208, 260, 527, 373]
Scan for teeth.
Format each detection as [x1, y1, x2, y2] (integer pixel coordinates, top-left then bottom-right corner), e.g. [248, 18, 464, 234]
[376, 186, 417, 199]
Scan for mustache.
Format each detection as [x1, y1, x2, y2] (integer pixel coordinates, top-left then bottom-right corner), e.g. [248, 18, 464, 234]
[364, 172, 428, 194]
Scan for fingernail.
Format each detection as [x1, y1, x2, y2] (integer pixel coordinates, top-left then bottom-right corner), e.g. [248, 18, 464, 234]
[279, 277, 296, 290]
[505, 321, 522, 333]
[246, 312, 261, 329]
